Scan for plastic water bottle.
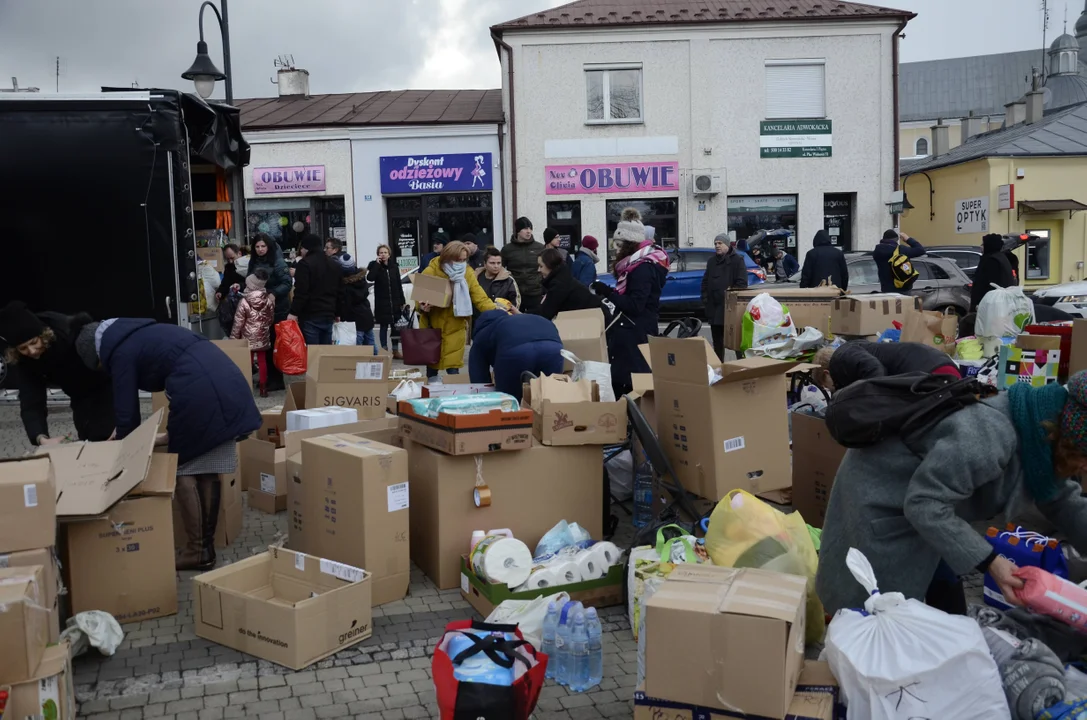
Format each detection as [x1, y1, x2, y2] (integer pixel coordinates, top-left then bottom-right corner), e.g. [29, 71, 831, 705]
[555, 602, 581, 685]
[541, 602, 559, 680]
[569, 612, 590, 692]
[632, 461, 654, 528]
[585, 607, 603, 690]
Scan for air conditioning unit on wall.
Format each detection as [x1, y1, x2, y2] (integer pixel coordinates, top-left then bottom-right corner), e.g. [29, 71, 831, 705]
[692, 170, 721, 196]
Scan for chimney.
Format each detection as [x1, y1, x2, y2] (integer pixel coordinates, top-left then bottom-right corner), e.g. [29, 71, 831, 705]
[277, 68, 310, 97]
[1005, 99, 1027, 127]
[962, 111, 985, 141]
[1026, 90, 1045, 124]
[931, 119, 950, 158]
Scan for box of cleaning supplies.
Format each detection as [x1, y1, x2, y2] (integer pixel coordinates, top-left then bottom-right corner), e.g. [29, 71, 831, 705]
[459, 555, 623, 618]
[397, 400, 534, 456]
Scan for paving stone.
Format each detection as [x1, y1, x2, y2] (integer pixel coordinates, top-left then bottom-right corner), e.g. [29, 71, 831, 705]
[261, 687, 292, 701]
[383, 694, 420, 711]
[290, 682, 325, 697]
[300, 694, 334, 708]
[284, 709, 317, 720]
[347, 699, 387, 715]
[315, 704, 350, 719]
[166, 698, 205, 714]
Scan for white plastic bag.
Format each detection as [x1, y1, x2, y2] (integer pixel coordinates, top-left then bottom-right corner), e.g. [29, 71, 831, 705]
[746, 292, 787, 327]
[333, 321, 357, 345]
[560, 349, 615, 402]
[746, 326, 824, 359]
[743, 293, 797, 351]
[199, 263, 222, 312]
[976, 285, 1035, 338]
[61, 610, 125, 657]
[485, 591, 571, 650]
[826, 549, 1009, 720]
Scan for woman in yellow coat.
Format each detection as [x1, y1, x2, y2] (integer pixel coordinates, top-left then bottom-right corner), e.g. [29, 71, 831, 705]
[417, 240, 496, 377]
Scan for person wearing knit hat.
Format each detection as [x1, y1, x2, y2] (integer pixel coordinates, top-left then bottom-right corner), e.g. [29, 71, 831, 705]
[0, 301, 115, 446]
[702, 233, 748, 361]
[570, 235, 599, 286]
[816, 369, 1087, 620]
[502, 216, 546, 313]
[592, 207, 670, 338]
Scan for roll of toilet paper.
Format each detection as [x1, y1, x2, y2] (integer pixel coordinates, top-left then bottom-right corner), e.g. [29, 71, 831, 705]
[470, 536, 532, 589]
[549, 561, 582, 586]
[592, 541, 621, 568]
[574, 548, 607, 582]
[518, 567, 559, 591]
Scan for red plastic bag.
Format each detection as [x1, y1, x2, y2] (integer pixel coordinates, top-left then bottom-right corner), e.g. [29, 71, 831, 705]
[273, 319, 307, 375]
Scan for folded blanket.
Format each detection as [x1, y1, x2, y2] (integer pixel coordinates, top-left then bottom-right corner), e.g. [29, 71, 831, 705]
[970, 603, 1087, 663]
[982, 626, 1066, 719]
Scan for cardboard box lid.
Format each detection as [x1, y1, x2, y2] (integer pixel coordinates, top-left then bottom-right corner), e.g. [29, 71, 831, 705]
[18, 639, 70, 682]
[307, 347, 391, 382]
[131, 453, 178, 497]
[648, 564, 807, 623]
[40, 409, 162, 519]
[638, 344, 652, 368]
[0, 565, 44, 605]
[732, 287, 843, 300]
[0, 455, 52, 488]
[649, 337, 792, 385]
[302, 433, 404, 459]
[283, 417, 398, 456]
[554, 308, 605, 340]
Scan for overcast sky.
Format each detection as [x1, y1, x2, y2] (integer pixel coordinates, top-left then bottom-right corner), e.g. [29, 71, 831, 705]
[0, 0, 1065, 98]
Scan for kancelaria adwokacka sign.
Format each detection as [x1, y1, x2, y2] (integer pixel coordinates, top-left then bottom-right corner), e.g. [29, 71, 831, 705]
[759, 120, 833, 159]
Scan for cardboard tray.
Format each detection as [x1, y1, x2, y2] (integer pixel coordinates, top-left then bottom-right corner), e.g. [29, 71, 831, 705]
[459, 555, 623, 617]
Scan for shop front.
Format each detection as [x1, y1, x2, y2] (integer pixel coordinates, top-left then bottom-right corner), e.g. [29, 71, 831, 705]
[727, 195, 799, 259]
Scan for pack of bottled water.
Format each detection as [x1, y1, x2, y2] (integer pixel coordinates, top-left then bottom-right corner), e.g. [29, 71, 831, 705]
[540, 600, 603, 691]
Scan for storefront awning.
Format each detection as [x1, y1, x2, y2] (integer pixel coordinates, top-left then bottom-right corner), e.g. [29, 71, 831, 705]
[1017, 199, 1087, 219]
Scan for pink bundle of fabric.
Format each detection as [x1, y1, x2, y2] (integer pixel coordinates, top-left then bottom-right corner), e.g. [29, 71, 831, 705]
[1016, 566, 1087, 632]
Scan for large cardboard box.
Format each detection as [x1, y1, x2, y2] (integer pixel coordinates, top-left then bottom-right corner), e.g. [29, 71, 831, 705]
[0, 455, 56, 554]
[725, 287, 842, 351]
[649, 337, 794, 501]
[555, 308, 608, 370]
[296, 434, 410, 606]
[398, 401, 534, 455]
[408, 443, 602, 589]
[3, 641, 76, 720]
[644, 565, 808, 719]
[240, 438, 288, 514]
[1, 547, 63, 643]
[305, 347, 391, 416]
[791, 414, 846, 529]
[523, 375, 627, 446]
[154, 340, 251, 430]
[193, 547, 373, 670]
[831, 293, 921, 336]
[196, 246, 224, 271]
[409, 273, 453, 307]
[0, 565, 50, 684]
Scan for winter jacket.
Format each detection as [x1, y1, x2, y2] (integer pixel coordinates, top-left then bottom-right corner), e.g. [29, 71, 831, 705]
[417, 257, 496, 370]
[416, 252, 439, 274]
[773, 252, 800, 281]
[873, 236, 926, 293]
[597, 261, 667, 339]
[248, 245, 292, 321]
[98, 319, 261, 466]
[701, 250, 748, 326]
[800, 230, 849, 290]
[476, 267, 521, 308]
[230, 289, 275, 351]
[815, 392, 1087, 615]
[828, 340, 958, 390]
[289, 253, 340, 321]
[368, 260, 406, 325]
[13, 311, 114, 444]
[338, 270, 376, 332]
[570, 249, 598, 286]
[535, 264, 604, 321]
[216, 256, 249, 298]
[469, 310, 563, 400]
[501, 237, 546, 304]
[971, 235, 1017, 312]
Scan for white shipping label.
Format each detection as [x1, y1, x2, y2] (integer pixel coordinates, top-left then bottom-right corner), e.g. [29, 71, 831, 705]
[723, 436, 746, 453]
[295, 553, 305, 572]
[24, 483, 38, 508]
[355, 362, 385, 380]
[461, 573, 470, 595]
[387, 482, 409, 512]
[320, 558, 365, 583]
[260, 472, 276, 495]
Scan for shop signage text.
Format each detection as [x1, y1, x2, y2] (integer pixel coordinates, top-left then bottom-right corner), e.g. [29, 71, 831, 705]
[253, 166, 326, 194]
[545, 162, 679, 195]
[380, 153, 492, 194]
[955, 196, 989, 234]
[998, 184, 1015, 211]
[759, 120, 833, 159]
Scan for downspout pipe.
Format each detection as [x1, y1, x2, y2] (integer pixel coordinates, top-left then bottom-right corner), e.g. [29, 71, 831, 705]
[491, 31, 517, 237]
[892, 17, 912, 192]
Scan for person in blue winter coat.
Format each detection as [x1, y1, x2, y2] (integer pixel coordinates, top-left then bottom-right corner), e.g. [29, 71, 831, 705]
[569, 235, 599, 286]
[73, 318, 261, 572]
[469, 310, 563, 402]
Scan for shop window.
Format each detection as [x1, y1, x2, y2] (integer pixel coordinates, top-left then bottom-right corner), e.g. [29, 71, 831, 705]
[605, 198, 678, 268]
[915, 137, 929, 156]
[1026, 229, 1051, 280]
[765, 60, 826, 119]
[727, 195, 799, 258]
[586, 65, 643, 124]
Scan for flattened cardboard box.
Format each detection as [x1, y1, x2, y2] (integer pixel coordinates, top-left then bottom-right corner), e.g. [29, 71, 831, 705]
[194, 547, 373, 670]
[398, 402, 534, 455]
[831, 294, 921, 337]
[409, 272, 453, 307]
[4, 640, 76, 720]
[0, 455, 56, 554]
[0, 565, 50, 684]
[523, 377, 627, 446]
[0, 546, 63, 643]
[295, 434, 410, 606]
[725, 287, 841, 352]
[791, 414, 846, 530]
[155, 341, 251, 431]
[554, 308, 608, 371]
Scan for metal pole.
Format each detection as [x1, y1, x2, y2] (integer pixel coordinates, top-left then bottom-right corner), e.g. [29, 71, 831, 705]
[218, 0, 245, 245]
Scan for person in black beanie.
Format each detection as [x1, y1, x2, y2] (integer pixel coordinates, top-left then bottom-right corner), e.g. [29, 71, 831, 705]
[502, 217, 546, 313]
[0, 301, 114, 445]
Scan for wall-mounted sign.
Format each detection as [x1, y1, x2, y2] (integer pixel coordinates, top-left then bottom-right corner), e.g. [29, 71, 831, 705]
[759, 120, 833, 159]
[253, 165, 326, 194]
[998, 184, 1015, 211]
[727, 196, 798, 213]
[545, 162, 680, 195]
[955, 196, 989, 234]
[380, 153, 492, 194]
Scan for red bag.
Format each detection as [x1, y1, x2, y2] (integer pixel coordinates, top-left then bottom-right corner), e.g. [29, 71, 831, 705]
[273, 319, 307, 375]
[432, 620, 547, 720]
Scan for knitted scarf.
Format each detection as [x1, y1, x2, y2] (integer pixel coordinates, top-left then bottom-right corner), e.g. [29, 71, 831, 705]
[442, 261, 472, 318]
[614, 241, 669, 295]
[1007, 382, 1069, 504]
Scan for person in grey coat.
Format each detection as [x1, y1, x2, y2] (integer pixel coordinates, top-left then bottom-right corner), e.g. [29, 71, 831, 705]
[816, 372, 1087, 617]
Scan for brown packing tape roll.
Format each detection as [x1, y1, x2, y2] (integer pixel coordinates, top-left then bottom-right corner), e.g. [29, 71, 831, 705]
[474, 485, 492, 507]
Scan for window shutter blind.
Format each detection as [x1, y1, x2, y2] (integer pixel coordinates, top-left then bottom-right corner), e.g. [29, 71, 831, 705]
[765, 64, 825, 119]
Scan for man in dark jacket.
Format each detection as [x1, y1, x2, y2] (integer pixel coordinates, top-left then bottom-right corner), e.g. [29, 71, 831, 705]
[469, 310, 563, 402]
[417, 234, 447, 274]
[773, 249, 800, 282]
[337, 257, 377, 349]
[476, 247, 520, 310]
[289, 234, 341, 346]
[815, 340, 959, 392]
[502, 217, 546, 313]
[971, 233, 1016, 311]
[873, 229, 926, 293]
[702, 233, 748, 361]
[800, 230, 849, 290]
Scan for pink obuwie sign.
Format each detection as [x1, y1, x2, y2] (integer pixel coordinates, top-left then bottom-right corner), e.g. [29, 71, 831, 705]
[253, 165, 326, 194]
[545, 161, 679, 195]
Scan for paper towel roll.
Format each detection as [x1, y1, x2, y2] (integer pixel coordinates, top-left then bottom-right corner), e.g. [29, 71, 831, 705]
[592, 541, 621, 567]
[470, 536, 532, 588]
[518, 567, 559, 591]
[575, 548, 607, 581]
[549, 561, 581, 586]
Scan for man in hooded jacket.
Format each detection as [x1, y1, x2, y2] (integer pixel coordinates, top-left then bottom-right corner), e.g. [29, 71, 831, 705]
[501, 217, 546, 312]
[971, 233, 1017, 312]
[800, 230, 849, 289]
[874, 230, 926, 293]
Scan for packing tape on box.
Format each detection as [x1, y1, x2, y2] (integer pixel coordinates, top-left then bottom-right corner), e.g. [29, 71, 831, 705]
[473, 456, 491, 507]
[470, 536, 532, 588]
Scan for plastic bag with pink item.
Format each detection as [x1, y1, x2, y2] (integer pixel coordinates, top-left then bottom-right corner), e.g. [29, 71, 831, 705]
[1017, 567, 1087, 632]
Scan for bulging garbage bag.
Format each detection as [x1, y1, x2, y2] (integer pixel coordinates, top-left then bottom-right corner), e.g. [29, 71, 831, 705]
[61, 610, 124, 657]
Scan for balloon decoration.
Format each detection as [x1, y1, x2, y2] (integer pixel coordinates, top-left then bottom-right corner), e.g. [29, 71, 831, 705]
[279, 216, 289, 227]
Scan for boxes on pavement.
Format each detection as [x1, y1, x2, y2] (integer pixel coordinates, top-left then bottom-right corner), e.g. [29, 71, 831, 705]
[460, 555, 623, 618]
[409, 273, 453, 308]
[305, 347, 391, 416]
[649, 337, 794, 501]
[154, 339, 252, 431]
[295, 434, 410, 606]
[240, 438, 288, 514]
[193, 547, 373, 670]
[409, 443, 602, 589]
[791, 413, 846, 529]
[554, 308, 608, 370]
[0, 455, 56, 554]
[3, 640, 76, 720]
[644, 564, 808, 719]
[523, 375, 627, 446]
[398, 401, 534, 455]
[831, 294, 921, 336]
[0, 565, 50, 684]
[0, 547, 63, 643]
[725, 287, 842, 352]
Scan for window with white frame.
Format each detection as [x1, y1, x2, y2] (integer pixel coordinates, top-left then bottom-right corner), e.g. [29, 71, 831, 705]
[586, 64, 643, 123]
[915, 137, 929, 156]
[765, 59, 826, 119]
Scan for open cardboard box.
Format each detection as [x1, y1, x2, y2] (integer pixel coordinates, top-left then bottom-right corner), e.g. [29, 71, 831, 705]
[1, 546, 63, 643]
[523, 375, 627, 446]
[2, 640, 76, 720]
[410, 273, 453, 307]
[831, 293, 921, 336]
[0, 455, 56, 553]
[724, 287, 842, 352]
[791, 413, 847, 529]
[554, 308, 608, 371]
[397, 401, 534, 455]
[0, 565, 50, 684]
[459, 555, 623, 618]
[305, 346, 391, 416]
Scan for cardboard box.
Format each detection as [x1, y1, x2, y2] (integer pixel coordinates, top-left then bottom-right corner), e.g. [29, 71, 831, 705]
[460, 555, 623, 618]
[240, 438, 288, 514]
[0, 455, 56, 553]
[305, 347, 391, 417]
[409, 273, 452, 307]
[408, 443, 602, 589]
[649, 338, 794, 501]
[725, 287, 842, 351]
[155, 340, 251, 430]
[1070, 319, 1087, 378]
[831, 294, 921, 336]
[295, 434, 410, 606]
[523, 375, 627, 446]
[3, 640, 76, 720]
[644, 564, 808, 719]
[634, 661, 840, 720]
[398, 402, 534, 455]
[555, 308, 608, 370]
[258, 406, 287, 447]
[193, 547, 373, 670]
[196, 246, 224, 270]
[791, 414, 846, 529]
[0, 565, 50, 684]
[0, 547, 63, 643]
